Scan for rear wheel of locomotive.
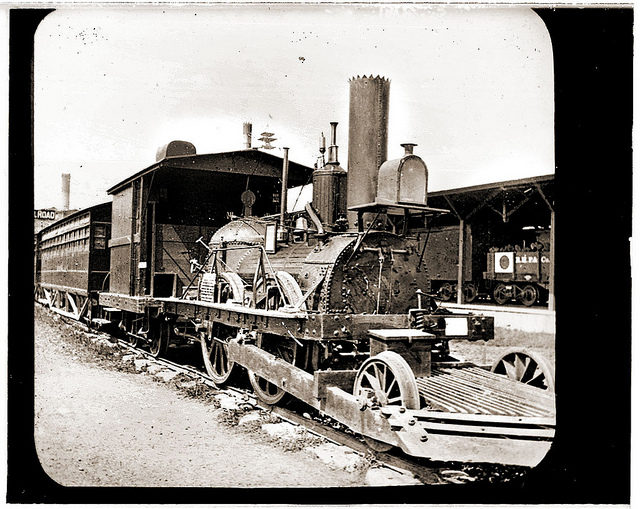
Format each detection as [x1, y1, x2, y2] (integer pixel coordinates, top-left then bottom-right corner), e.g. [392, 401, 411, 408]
[201, 325, 237, 385]
[492, 283, 509, 305]
[518, 284, 538, 307]
[248, 371, 288, 405]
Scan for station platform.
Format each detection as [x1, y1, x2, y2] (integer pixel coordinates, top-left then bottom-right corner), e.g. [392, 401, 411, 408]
[441, 302, 555, 334]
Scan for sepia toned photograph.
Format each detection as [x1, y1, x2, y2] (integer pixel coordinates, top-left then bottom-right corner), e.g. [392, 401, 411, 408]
[8, 2, 631, 503]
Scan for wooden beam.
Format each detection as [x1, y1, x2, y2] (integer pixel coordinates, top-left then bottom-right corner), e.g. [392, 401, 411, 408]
[464, 189, 502, 221]
[444, 195, 462, 220]
[535, 183, 554, 212]
[457, 219, 465, 305]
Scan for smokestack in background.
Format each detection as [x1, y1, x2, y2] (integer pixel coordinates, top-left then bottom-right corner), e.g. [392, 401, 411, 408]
[61, 173, 70, 211]
[347, 75, 390, 229]
[243, 122, 252, 149]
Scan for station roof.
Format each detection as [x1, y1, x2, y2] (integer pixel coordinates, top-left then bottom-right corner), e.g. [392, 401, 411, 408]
[107, 149, 314, 195]
[427, 174, 554, 223]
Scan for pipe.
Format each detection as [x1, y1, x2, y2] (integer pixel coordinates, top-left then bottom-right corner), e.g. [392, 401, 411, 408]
[280, 147, 289, 226]
[61, 173, 70, 210]
[328, 122, 339, 164]
[243, 122, 252, 149]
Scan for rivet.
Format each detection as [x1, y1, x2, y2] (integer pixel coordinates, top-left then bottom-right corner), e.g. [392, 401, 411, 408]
[420, 435, 428, 442]
[408, 418, 416, 426]
[399, 407, 406, 413]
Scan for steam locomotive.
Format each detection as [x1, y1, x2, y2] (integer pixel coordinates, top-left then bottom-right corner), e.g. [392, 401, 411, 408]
[35, 76, 555, 466]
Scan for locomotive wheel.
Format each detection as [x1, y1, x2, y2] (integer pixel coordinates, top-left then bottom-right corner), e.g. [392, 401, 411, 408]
[218, 272, 246, 304]
[248, 371, 288, 405]
[438, 283, 453, 301]
[353, 351, 420, 452]
[492, 283, 509, 305]
[518, 284, 538, 307]
[491, 348, 555, 392]
[149, 324, 169, 358]
[463, 283, 478, 303]
[201, 326, 237, 385]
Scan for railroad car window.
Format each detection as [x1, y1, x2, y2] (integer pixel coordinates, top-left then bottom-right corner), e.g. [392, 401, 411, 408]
[93, 224, 107, 250]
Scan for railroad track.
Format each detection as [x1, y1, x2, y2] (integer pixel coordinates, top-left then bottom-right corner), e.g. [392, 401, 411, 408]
[114, 338, 451, 484]
[46, 307, 525, 485]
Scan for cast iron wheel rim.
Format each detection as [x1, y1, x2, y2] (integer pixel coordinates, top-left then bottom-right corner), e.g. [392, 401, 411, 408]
[438, 282, 453, 301]
[248, 370, 287, 405]
[492, 283, 509, 305]
[491, 348, 555, 392]
[149, 335, 162, 357]
[353, 351, 420, 452]
[201, 331, 236, 385]
[124, 332, 139, 348]
[463, 283, 477, 303]
[519, 284, 538, 307]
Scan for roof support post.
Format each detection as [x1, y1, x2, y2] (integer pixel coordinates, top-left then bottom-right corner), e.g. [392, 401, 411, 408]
[457, 218, 465, 305]
[535, 183, 555, 312]
[548, 210, 555, 311]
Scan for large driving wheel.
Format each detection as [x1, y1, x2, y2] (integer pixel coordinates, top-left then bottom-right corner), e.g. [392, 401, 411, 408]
[201, 326, 237, 385]
[492, 283, 510, 305]
[248, 371, 287, 405]
[491, 348, 555, 392]
[353, 351, 420, 452]
[518, 284, 538, 307]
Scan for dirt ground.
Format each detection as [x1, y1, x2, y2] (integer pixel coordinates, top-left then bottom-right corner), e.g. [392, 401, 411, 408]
[34, 307, 368, 487]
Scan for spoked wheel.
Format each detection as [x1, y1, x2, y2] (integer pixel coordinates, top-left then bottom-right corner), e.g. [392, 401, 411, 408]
[518, 284, 539, 307]
[463, 283, 478, 303]
[491, 348, 555, 392]
[492, 283, 510, 305]
[438, 282, 454, 301]
[201, 326, 237, 385]
[248, 371, 288, 405]
[353, 351, 420, 452]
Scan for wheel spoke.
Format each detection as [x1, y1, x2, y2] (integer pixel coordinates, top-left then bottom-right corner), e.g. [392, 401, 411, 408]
[521, 358, 538, 384]
[514, 354, 527, 381]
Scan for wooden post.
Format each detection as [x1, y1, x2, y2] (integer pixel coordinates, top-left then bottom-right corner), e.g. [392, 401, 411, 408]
[457, 219, 465, 305]
[548, 210, 555, 311]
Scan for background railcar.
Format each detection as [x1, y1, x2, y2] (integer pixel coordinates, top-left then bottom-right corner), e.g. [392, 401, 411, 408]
[34, 202, 112, 321]
[421, 221, 551, 306]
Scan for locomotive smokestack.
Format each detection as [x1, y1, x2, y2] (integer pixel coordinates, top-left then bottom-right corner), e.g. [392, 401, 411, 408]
[243, 122, 252, 149]
[61, 173, 70, 211]
[347, 75, 390, 228]
[328, 122, 339, 163]
[401, 143, 417, 155]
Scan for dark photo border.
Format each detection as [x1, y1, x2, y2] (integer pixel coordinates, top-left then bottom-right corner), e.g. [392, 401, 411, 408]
[8, 6, 632, 504]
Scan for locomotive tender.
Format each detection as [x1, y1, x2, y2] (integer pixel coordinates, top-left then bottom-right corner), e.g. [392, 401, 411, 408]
[35, 76, 555, 466]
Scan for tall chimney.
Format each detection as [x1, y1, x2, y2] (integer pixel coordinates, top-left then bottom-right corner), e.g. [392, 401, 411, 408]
[347, 75, 390, 229]
[61, 173, 70, 210]
[243, 122, 252, 149]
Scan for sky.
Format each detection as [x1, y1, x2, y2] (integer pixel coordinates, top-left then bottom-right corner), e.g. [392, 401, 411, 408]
[33, 5, 554, 210]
